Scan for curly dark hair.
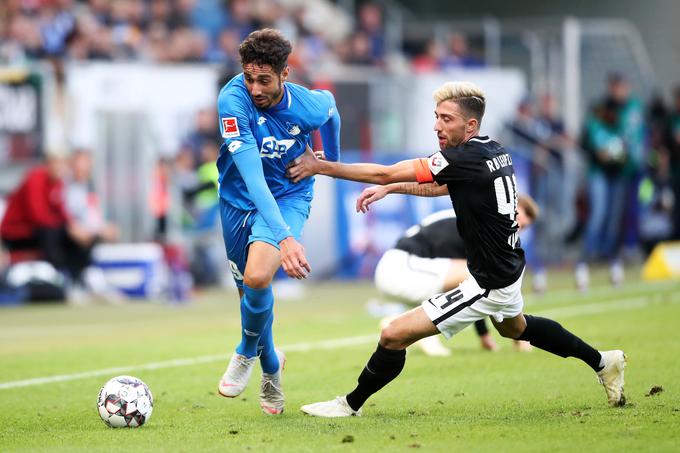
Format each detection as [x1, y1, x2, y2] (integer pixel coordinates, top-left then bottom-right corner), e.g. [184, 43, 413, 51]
[239, 28, 292, 74]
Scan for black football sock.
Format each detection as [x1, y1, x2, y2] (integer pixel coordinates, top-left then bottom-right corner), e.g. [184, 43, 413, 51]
[518, 315, 603, 372]
[474, 319, 489, 336]
[345, 344, 406, 411]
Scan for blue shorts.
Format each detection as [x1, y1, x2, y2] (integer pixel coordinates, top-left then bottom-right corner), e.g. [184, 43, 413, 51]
[219, 198, 311, 288]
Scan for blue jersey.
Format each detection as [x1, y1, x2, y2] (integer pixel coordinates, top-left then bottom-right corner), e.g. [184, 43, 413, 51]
[217, 74, 340, 211]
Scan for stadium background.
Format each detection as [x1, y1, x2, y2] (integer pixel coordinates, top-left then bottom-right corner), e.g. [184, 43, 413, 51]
[0, 0, 679, 297]
[1, 1, 680, 451]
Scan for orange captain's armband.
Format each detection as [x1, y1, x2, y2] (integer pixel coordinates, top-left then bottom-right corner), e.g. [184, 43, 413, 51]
[413, 158, 434, 183]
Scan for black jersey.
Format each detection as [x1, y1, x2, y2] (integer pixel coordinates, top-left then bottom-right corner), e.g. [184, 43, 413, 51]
[394, 210, 467, 259]
[415, 135, 525, 289]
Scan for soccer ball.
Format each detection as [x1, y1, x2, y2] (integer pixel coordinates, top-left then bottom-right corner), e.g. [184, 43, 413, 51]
[97, 375, 153, 428]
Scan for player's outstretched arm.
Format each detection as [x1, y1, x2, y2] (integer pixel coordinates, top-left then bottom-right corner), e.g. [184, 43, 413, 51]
[232, 149, 311, 279]
[287, 145, 418, 185]
[356, 183, 449, 213]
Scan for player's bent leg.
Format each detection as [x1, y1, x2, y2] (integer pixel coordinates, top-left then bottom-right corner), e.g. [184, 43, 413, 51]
[380, 306, 441, 350]
[221, 242, 280, 398]
[495, 313, 626, 407]
[491, 313, 526, 339]
[302, 308, 437, 418]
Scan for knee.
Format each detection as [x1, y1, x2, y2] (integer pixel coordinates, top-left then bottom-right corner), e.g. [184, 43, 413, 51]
[379, 323, 408, 350]
[243, 270, 272, 289]
[496, 324, 524, 339]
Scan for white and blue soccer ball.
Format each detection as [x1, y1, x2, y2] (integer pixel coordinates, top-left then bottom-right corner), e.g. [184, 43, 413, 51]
[97, 376, 153, 428]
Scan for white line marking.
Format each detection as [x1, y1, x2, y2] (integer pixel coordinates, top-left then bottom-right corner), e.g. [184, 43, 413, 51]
[0, 294, 676, 391]
[0, 335, 377, 390]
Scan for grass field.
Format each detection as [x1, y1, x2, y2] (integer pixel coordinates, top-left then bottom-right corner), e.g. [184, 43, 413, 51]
[1, 270, 679, 452]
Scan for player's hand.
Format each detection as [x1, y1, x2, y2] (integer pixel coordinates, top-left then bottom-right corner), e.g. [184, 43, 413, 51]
[286, 145, 321, 183]
[356, 185, 390, 213]
[279, 236, 311, 279]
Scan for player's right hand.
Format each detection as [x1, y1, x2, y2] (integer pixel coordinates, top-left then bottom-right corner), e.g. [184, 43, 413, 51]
[279, 237, 311, 279]
[356, 185, 390, 213]
[286, 145, 321, 183]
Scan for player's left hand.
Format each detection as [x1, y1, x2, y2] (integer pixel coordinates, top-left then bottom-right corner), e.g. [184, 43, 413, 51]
[356, 185, 390, 213]
[286, 145, 321, 183]
[279, 237, 311, 279]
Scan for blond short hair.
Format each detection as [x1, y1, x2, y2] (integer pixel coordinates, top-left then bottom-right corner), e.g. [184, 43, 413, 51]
[433, 81, 486, 124]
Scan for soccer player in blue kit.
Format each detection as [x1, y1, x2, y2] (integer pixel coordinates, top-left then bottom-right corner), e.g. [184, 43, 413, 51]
[215, 29, 341, 415]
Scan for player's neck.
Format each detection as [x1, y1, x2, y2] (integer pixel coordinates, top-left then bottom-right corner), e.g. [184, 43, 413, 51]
[462, 130, 480, 144]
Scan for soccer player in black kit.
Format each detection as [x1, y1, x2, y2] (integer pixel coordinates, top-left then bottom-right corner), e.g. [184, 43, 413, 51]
[370, 194, 539, 356]
[287, 81, 626, 417]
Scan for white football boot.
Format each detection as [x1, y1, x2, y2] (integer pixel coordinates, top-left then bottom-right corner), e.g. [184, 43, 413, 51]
[300, 396, 361, 418]
[575, 263, 590, 293]
[597, 350, 627, 407]
[260, 349, 286, 415]
[609, 261, 625, 288]
[218, 353, 257, 398]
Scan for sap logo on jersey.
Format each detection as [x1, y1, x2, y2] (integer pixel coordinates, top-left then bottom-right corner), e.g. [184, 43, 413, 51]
[260, 136, 296, 158]
[427, 152, 449, 175]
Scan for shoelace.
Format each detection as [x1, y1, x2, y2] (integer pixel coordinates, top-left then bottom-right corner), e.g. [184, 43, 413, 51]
[261, 379, 284, 403]
[228, 356, 254, 380]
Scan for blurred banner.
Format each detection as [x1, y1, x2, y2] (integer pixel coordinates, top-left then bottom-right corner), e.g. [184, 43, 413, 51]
[0, 69, 42, 164]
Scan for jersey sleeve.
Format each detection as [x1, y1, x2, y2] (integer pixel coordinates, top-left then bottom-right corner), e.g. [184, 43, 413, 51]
[309, 90, 341, 162]
[415, 148, 477, 185]
[218, 90, 258, 157]
[217, 90, 292, 243]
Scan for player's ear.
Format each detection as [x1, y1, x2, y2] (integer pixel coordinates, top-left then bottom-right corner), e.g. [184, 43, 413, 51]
[280, 66, 290, 83]
[466, 117, 478, 133]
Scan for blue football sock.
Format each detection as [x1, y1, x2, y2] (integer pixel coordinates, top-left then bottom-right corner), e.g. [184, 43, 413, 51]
[258, 313, 280, 374]
[235, 285, 273, 358]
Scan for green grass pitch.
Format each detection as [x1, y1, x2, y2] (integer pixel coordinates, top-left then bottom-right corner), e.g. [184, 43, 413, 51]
[1, 270, 679, 452]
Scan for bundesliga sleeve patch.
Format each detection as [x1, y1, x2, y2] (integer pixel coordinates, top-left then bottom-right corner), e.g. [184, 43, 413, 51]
[427, 152, 449, 175]
[221, 117, 240, 138]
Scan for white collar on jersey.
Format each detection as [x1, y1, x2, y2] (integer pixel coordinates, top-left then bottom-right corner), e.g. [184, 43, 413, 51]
[468, 136, 491, 143]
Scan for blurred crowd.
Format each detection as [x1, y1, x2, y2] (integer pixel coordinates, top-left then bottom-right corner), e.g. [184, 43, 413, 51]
[149, 108, 223, 288]
[3, 0, 680, 299]
[504, 74, 680, 292]
[0, 0, 486, 77]
[0, 149, 124, 303]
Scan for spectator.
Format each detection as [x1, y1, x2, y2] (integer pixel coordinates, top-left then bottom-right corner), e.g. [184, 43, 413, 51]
[440, 32, 484, 68]
[346, 31, 374, 66]
[65, 150, 119, 243]
[576, 97, 629, 291]
[149, 157, 172, 241]
[607, 74, 645, 258]
[65, 149, 124, 301]
[411, 38, 442, 73]
[668, 86, 680, 238]
[0, 151, 92, 287]
[535, 93, 577, 262]
[357, 3, 385, 65]
[183, 109, 219, 167]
